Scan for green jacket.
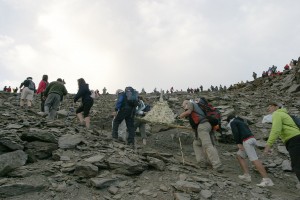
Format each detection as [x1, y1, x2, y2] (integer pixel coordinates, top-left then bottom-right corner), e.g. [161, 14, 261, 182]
[267, 108, 300, 146]
[44, 81, 68, 97]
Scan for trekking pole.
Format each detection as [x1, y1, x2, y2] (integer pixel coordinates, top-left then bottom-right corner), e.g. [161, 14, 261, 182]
[178, 136, 185, 165]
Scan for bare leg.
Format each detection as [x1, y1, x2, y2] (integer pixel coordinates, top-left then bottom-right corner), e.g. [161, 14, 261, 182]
[237, 155, 249, 174]
[84, 116, 90, 129]
[77, 113, 84, 124]
[252, 160, 268, 178]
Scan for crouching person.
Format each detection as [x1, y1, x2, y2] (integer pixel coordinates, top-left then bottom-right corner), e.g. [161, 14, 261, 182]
[226, 114, 274, 187]
[179, 100, 223, 172]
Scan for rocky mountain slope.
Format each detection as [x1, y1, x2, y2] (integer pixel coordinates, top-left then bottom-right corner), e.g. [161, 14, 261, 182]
[0, 68, 299, 200]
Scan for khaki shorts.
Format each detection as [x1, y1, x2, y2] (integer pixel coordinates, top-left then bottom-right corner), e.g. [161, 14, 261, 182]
[21, 87, 34, 101]
[237, 138, 258, 161]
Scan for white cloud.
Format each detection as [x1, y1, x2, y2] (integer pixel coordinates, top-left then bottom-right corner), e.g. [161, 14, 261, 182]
[0, 0, 300, 93]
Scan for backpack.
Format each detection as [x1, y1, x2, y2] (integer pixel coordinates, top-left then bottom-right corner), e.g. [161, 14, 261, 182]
[28, 80, 35, 91]
[124, 86, 139, 107]
[197, 98, 222, 128]
[290, 115, 300, 129]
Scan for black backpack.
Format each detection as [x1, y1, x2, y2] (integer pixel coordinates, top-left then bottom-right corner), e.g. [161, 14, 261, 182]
[290, 115, 300, 129]
[124, 86, 139, 107]
[197, 98, 222, 128]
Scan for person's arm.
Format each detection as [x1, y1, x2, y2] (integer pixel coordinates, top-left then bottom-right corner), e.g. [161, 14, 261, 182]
[266, 113, 282, 147]
[115, 93, 124, 111]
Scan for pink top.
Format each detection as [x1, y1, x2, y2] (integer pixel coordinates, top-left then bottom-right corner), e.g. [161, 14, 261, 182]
[36, 80, 48, 94]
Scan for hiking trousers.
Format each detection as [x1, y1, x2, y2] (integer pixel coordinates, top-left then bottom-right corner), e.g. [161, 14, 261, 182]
[134, 118, 146, 139]
[44, 93, 61, 120]
[112, 107, 135, 144]
[286, 134, 300, 181]
[193, 122, 222, 169]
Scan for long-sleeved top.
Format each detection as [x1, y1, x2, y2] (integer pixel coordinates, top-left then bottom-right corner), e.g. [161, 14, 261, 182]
[115, 92, 125, 111]
[74, 84, 92, 103]
[44, 81, 67, 97]
[136, 100, 146, 116]
[267, 108, 300, 146]
[230, 117, 254, 144]
[36, 80, 48, 94]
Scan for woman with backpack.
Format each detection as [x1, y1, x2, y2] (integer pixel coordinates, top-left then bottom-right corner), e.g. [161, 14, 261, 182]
[264, 102, 300, 184]
[36, 75, 48, 112]
[74, 78, 94, 129]
[19, 77, 36, 109]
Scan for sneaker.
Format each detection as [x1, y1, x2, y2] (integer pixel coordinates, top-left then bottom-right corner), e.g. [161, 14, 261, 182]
[142, 138, 147, 145]
[238, 174, 251, 182]
[256, 178, 274, 187]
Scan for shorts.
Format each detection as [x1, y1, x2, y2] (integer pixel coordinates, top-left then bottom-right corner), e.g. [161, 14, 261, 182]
[20, 87, 34, 101]
[237, 138, 258, 161]
[76, 99, 94, 117]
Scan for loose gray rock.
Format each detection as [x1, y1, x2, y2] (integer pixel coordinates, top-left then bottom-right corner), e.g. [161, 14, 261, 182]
[0, 150, 28, 176]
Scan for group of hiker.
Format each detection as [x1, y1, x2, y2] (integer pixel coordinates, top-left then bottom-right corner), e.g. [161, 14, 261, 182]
[177, 98, 300, 187]
[18, 75, 94, 130]
[2, 70, 300, 189]
[2, 86, 18, 93]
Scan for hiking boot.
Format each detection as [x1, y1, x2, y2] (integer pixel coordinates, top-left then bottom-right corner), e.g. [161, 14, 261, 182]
[256, 178, 274, 187]
[238, 174, 251, 182]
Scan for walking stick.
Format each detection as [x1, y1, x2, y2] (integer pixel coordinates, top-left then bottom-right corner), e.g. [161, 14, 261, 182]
[178, 136, 185, 165]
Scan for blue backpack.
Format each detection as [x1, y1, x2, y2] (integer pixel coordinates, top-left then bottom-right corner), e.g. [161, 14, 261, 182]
[290, 115, 300, 129]
[124, 86, 139, 107]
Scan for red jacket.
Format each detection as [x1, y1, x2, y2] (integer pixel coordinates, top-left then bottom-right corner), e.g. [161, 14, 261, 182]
[36, 80, 48, 94]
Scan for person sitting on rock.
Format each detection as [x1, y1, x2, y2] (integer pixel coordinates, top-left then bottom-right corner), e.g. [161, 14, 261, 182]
[44, 78, 68, 120]
[74, 78, 94, 129]
[264, 102, 300, 185]
[226, 114, 274, 187]
[179, 100, 224, 172]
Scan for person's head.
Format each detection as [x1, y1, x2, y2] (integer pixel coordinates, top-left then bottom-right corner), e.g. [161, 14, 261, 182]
[226, 113, 236, 123]
[42, 75, 48, 82]
[267, 102, 282, 114]
[115, 89, 123, 95]
[57, 78, 63, 82]
[182, 100, 190, 110]
[77, 78, 86, 87]
[27, 77, 32, 80]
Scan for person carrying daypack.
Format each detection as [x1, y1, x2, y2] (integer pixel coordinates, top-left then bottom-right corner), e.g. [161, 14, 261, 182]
[112, 87, 138, 148]
[19, 77, 36, 109]
[178, 100, 223, 172]
[264, 102, 300, 183]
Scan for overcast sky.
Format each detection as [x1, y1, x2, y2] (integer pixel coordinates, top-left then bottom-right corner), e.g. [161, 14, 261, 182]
[0, 0, 299, 94]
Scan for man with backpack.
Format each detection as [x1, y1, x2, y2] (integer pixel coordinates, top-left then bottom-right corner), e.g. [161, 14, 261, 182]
[112, 87, 138, 148]
[264, 102, 300, 184]
[179, 100, 223, 172]
[19, 77, 36, 109]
